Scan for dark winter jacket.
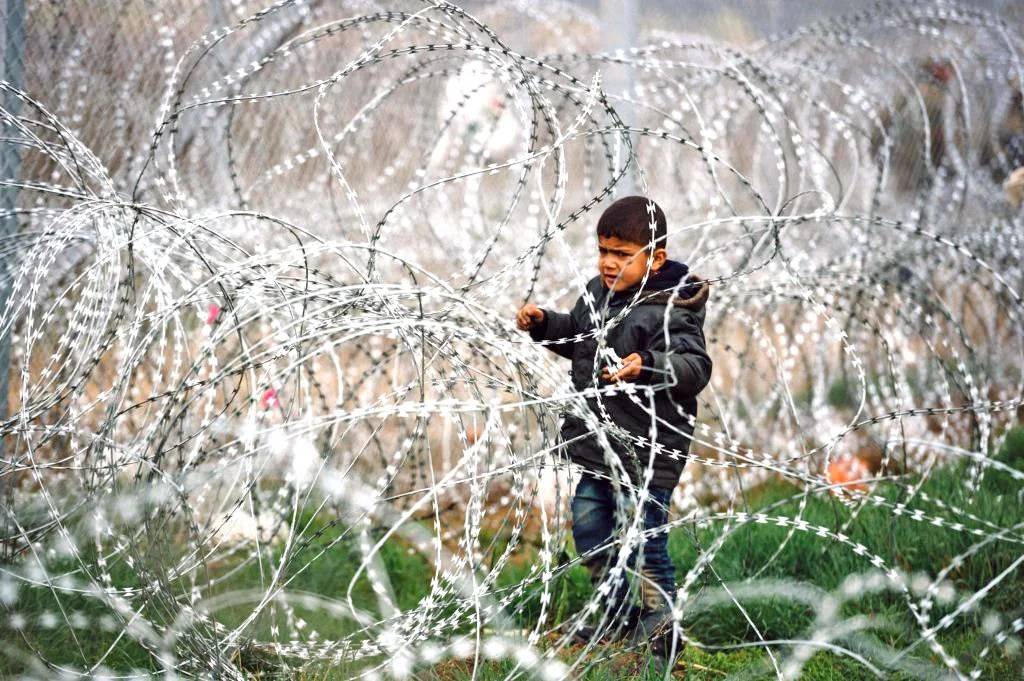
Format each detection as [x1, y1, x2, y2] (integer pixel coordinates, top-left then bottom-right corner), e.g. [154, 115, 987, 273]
[530, 260, 711, 489]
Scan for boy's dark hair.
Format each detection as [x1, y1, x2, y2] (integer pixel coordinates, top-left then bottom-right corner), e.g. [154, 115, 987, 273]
[596, 195, 667, 248]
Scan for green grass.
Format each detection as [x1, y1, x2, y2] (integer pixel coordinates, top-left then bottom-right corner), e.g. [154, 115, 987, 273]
[4, 427, 1024, 678]
[0, 545, 157, 675]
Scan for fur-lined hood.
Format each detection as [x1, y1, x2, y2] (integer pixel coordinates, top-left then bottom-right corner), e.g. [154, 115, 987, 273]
[639, 274, 709, 311]
[601, 259, 709, 311]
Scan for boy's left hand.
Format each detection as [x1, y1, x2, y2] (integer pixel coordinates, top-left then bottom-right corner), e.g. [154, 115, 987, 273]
[602, 352, 644, 382]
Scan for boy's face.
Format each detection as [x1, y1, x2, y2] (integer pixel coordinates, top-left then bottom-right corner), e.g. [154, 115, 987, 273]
[598, 235, 666, 292]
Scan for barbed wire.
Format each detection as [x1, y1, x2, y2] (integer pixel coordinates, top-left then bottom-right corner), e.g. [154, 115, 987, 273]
[1, 0, 1023, 678]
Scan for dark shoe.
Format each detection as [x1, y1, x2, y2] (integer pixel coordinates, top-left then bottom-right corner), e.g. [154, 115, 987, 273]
[571, 602, 644, 645]
[605, 602, 643, 641]
[570, 623, 599, 645]
[629, 607, 669, 643]
[650, 622, 682, 666]
[630, 608, 683, 670]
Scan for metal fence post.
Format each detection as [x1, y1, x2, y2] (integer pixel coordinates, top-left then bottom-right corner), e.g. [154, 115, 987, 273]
[601, 0, 637, 195]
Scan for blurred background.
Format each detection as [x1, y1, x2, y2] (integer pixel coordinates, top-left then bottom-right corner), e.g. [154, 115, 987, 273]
[2, 1, 1024, 679]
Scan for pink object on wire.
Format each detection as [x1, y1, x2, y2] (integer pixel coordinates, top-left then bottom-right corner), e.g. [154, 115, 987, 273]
[260, 388, 279, 410]
[205, 303, 221, 325]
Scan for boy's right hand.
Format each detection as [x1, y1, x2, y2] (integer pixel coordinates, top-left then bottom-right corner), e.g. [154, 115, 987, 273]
[516, 303, 545, 331]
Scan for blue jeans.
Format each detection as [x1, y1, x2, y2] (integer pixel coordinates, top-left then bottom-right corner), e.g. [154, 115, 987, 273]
[571, 473, 676, 615]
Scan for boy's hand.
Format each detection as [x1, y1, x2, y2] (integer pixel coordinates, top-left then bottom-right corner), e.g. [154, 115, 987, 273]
[602, 352, 644, 382]
[516, 303, 545, 330]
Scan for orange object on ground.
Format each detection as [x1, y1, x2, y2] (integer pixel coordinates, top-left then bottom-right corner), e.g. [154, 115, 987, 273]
[826, 455, 871, 493]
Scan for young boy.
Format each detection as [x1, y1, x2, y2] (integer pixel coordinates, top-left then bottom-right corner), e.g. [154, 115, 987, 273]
[516, 196, 711, 664]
